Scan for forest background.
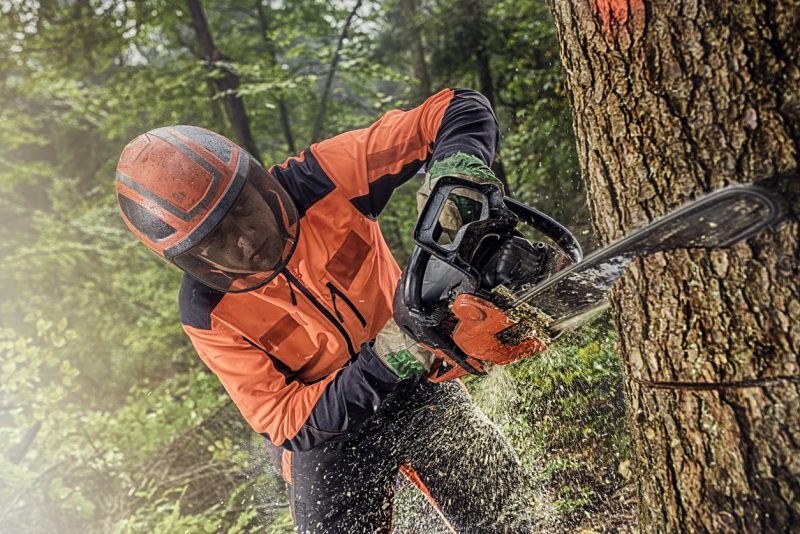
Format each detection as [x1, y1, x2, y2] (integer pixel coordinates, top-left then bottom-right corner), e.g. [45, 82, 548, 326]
[0, 0, 634, 532]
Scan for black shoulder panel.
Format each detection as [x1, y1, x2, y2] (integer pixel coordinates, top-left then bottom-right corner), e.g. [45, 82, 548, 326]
[351, 161, 427, 219]
[270, 150, 336, 218]
[430, 88, 500, 166]
[179, 273, 225, 330]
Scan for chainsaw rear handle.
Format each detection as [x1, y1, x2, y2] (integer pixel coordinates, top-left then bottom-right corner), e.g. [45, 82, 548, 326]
[394, 245, 487, 376]
[402, 176, 516, 336]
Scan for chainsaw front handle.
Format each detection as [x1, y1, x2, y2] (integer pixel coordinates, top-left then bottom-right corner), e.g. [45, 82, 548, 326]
[414, 175, 583, 269]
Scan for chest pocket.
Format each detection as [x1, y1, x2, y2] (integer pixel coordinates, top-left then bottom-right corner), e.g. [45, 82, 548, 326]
[253, 306, 336, 373]
[257, 314, 302, 353]
[324, 229, 371, 290]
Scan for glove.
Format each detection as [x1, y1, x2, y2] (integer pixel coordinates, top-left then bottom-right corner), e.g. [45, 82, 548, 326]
[416, 152, 504, 241]
[374, 319, 436, 380]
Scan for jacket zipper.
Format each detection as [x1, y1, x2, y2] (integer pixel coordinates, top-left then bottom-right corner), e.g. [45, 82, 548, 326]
[326, 282, 367, 327]
[283, 270, 358, 358]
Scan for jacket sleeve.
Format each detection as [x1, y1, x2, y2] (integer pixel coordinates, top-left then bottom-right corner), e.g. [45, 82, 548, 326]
[310, 88, 500, 218]
[183, 324, 402, 451]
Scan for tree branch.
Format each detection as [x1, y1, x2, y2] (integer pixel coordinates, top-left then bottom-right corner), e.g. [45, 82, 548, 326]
[6, 420, 42, 465]
[255, 1, 296, 154]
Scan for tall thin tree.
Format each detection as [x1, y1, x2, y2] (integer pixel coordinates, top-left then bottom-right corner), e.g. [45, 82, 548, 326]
[455, 0, 510, 193]
[185, 0, 261, 162]
[311, 0, 363, 143]
[255, 1, 296, 154]
[400, 0, 432, 101]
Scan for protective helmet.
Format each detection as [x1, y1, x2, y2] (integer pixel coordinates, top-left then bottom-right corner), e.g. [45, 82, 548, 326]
[115, 125, 299, 292]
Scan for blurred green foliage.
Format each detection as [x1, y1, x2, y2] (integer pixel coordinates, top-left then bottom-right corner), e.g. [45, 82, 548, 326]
[0, 0, 624, 531]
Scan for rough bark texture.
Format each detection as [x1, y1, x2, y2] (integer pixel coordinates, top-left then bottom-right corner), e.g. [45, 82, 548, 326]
[548, 1, 800, 532]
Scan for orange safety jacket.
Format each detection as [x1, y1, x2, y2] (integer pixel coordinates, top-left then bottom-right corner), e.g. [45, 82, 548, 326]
[179, 88, 499, 450]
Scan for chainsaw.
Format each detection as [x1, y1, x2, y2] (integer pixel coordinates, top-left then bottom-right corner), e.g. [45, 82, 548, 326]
[393, 175, 784, 383]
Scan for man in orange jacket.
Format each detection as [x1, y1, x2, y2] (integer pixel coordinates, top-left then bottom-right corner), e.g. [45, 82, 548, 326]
[116, 88, 534, 532]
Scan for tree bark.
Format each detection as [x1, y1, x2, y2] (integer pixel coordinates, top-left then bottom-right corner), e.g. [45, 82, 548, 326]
[549, 0, 800, 532]
[311, 0, 363, 143]
[185, 0, 262, 162]
[255, 1, 296, 154]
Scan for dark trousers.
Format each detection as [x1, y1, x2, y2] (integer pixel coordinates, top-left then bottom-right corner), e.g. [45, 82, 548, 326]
[268, 379, 534, 533]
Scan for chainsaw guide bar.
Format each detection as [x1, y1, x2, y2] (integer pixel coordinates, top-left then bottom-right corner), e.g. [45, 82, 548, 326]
[512, 185, 784, 336]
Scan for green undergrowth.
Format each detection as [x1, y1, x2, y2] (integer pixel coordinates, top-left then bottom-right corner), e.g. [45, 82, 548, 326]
[0, 350, 287, 533]
[468, 314, 635, 530]
[1, 314, 634, 533]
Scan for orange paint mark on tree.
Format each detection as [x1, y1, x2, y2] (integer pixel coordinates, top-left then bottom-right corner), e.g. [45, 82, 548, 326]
[591, 0, 645, 39]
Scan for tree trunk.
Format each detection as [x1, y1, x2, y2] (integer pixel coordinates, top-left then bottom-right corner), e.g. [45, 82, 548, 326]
[206, 80, 226, 131]
[460, 0, 511, 194]
[255, 1, 296, 154]
[549, 1, 800, 532]
[400, 0, 432, 101]
[185, 0, 262, 162]
[475, 41, 511, 193]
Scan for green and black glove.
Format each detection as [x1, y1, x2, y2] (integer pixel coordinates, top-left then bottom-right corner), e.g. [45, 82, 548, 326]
[374, 320, 436, 380]
[416, 152, 504, 241]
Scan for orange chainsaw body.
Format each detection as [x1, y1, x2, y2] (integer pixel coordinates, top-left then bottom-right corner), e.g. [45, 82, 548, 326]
[425, 294, 548, 382]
